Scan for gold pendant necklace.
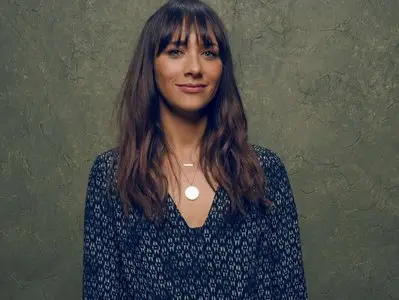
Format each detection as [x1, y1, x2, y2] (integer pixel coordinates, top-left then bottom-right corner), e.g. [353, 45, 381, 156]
[178, 143, 200, 201]
[181, 161, 200, 201]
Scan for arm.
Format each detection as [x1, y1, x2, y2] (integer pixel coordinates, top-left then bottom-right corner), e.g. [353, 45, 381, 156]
[258, 151, 308, 300]
[82, 153, 126, 300]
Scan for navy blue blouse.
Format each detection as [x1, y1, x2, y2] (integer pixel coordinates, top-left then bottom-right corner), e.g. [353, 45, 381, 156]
[82, 144, 307, 299]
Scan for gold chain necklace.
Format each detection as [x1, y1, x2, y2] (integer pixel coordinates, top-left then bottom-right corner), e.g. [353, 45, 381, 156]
[175, 143, 200, 201]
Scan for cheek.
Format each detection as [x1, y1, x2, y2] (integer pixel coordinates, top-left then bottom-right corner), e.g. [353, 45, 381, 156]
[154, 67, 180, 99]
[210, 71, 222, 97]
[155, 61, 175, 86]
[158, 63, 181, 83]
[210, 61, 223, 78]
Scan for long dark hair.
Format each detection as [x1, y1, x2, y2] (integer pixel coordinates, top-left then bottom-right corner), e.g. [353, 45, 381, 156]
[114, 0, 270, 224]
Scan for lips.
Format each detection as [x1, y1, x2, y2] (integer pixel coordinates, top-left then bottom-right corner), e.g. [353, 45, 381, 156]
[176, 84, 207, 94]
[176, 83, 207, 88]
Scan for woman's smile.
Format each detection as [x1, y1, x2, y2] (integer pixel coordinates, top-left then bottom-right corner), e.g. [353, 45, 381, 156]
[175, 84, 208, 94]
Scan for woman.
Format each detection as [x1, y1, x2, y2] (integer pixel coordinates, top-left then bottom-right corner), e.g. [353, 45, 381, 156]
[83, 0, 308, 299]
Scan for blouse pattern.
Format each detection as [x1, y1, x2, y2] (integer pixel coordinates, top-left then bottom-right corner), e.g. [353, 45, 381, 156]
[83, 144, 308, 299]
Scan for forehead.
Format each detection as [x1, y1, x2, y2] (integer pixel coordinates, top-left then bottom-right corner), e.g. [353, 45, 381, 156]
[155, 14, 222, 56]
[170, 20, 218, 46]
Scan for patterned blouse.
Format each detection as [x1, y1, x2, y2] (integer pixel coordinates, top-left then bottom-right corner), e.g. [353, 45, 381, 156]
[82, 144, 308, 299]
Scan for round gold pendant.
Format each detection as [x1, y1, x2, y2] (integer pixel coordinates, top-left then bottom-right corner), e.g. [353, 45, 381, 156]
[185, 185, 200, 201]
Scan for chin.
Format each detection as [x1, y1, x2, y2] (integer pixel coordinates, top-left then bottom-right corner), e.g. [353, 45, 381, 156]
[174, 101, 211, 116]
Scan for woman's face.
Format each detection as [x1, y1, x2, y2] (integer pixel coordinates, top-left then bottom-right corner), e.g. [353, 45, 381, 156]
[154, 25, 223, 119]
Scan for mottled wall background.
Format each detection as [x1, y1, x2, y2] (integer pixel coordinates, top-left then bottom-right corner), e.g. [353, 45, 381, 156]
[1, 0, 398, 299]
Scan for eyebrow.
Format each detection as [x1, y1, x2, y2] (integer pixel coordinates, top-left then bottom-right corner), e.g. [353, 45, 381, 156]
[169, 40, 219, 48]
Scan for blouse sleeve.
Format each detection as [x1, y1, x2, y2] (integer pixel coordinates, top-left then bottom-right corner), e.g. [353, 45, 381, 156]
[258, 151, 308, 300]
[82, 153, 126, 300]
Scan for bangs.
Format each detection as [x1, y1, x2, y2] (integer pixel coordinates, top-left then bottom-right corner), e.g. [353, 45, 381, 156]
[155, 10, 224, 58]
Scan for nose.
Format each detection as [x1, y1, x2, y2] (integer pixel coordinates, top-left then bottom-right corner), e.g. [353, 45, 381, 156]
[184, 51, 202, 77]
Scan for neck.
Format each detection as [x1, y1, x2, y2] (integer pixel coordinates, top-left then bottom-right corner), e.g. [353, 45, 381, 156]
[159, 105, 207, 162]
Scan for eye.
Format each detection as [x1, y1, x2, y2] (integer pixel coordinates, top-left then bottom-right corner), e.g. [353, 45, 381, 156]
[167, 49, 183, 57]
[203, 50, 219, 58]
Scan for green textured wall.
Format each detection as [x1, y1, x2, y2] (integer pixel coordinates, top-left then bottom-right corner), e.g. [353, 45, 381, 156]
[1, 0, 398, 299]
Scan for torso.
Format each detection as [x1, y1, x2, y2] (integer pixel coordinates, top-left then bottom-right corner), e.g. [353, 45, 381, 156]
[84, 144, 307, 299]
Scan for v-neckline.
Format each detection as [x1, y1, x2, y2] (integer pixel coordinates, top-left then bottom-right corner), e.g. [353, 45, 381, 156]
[167, 185, 222, 231]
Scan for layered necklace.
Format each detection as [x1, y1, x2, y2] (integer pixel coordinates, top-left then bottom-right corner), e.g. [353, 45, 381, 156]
[181, 161, 200, 201]
[175, 142, 201, 201]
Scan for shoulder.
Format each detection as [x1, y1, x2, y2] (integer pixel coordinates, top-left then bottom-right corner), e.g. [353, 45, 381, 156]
[250, 143, 292, 200]
[92, 147, 119, 169]
[90, 147, 119, 176]
[84, 149, 122, 230]
[84, 148, 123, 218]
[88, 147, 119, 193]
[250, 143, 287, 173]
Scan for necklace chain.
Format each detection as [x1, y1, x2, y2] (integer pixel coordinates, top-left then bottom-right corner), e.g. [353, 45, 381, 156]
[174, 142, 201, 201]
